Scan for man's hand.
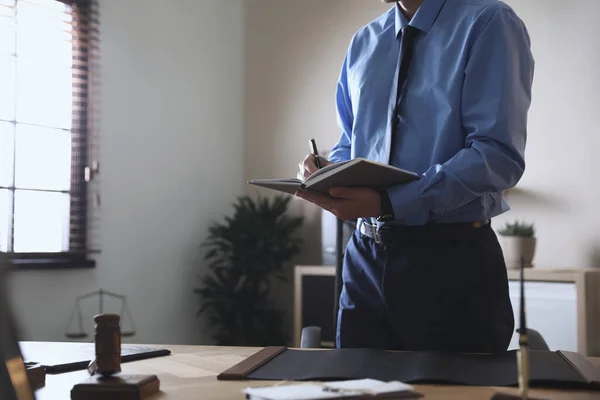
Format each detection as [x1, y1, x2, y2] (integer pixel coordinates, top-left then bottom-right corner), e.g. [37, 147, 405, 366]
[297, 154, 332, 180]
[296, 187, 381, 220]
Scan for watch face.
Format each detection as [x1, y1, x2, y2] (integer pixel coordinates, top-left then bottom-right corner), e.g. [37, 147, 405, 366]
[376, 215, 394, 223]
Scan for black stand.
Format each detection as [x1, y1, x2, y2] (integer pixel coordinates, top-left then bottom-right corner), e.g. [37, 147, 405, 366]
[333, 218, 344, 333]
[489, 254, 549, 400]
[490, 393, 547, 400]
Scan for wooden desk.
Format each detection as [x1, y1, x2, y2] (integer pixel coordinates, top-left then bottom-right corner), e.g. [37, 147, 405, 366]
[27, 342, 600, 400]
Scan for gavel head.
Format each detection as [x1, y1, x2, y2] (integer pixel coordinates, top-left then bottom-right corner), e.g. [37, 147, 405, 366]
[93, 314, 121, 377]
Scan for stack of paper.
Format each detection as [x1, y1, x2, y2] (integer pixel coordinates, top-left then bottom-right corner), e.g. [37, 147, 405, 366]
[243, 378, 421, 399]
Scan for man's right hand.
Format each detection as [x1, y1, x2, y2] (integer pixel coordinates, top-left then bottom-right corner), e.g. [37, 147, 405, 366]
[297, 154, 332, 180]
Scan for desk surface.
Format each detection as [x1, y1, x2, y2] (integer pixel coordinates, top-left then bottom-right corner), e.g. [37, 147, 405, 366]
[27, 342, 600, 400]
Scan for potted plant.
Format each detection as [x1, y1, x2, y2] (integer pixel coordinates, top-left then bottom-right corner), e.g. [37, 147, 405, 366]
[194, 194, 304, 346]
[498, 220, 536, 269]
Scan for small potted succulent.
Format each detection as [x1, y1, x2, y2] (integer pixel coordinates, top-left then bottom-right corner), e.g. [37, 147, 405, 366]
[498, 221, 536, 269]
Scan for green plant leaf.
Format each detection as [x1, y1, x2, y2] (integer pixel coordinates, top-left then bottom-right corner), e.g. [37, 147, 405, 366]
[195, 194, 304, 346]
[498, 220, 535, 237]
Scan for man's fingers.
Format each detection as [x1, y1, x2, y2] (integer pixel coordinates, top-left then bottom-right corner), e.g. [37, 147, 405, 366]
[303, 154, 318, 174]
[297, 190, 337, 208]
[297, 169, 311, 180]
[296, 190, 326, 202]
[296, 190, 350, 219]
[329, 187, 354, 199]
[298, 154, 334, 182]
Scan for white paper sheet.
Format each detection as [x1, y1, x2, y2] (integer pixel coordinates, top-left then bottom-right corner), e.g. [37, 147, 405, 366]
[243, 378, 414, 400]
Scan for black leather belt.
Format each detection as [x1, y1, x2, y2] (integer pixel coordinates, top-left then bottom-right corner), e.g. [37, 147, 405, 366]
[358, 219, 490, 245]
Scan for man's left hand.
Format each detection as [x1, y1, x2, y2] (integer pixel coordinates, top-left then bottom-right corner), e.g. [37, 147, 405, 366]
[296, 187, 381, 220]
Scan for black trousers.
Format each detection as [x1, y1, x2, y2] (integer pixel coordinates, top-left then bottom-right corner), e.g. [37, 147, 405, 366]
[336, 221, 515, 353]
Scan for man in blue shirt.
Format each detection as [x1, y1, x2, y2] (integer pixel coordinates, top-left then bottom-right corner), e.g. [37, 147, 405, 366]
[296, 0, 534, 352]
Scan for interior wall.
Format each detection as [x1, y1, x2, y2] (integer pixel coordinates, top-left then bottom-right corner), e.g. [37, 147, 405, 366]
[244, 0, 390, 256]
[244, 0, 392, 340]
[494, 0, 600, 268]
[245, 0, 600, 270]
[8, 0, 245, 344]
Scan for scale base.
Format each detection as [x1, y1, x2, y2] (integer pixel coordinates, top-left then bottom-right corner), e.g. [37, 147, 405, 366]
[71, 374, 160, 400]
[491, 392, 548, 400]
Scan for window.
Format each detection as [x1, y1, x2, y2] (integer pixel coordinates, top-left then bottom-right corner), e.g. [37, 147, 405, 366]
[0, 0, 99, 268]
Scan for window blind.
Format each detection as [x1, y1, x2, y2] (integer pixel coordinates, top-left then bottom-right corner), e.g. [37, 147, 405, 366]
[65, 0, 102, 255]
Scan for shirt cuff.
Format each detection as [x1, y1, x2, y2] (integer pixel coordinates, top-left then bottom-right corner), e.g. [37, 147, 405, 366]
[386, 179, 426, 220]
[327, 149, 351, 164]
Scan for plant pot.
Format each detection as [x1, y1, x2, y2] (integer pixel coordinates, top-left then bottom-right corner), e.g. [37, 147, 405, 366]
[500, 236, 536, 269]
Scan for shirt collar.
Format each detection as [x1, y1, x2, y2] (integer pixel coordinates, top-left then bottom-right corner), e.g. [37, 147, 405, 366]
[395, 0, 447, 37]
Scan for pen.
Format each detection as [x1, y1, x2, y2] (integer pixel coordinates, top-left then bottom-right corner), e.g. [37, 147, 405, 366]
[310, 139, 322, 169]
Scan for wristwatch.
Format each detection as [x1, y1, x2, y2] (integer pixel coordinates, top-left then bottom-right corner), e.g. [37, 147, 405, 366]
[376, 188, 395, 222]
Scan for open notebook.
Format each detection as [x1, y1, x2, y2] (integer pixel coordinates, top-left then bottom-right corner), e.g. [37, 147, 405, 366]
[248, 158, 419, 195]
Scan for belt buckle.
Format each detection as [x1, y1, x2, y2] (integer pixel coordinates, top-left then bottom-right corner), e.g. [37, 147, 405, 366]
[360, 220, 387, 244]
[372, 224, 390, 244]
[370, 224, 381, 244]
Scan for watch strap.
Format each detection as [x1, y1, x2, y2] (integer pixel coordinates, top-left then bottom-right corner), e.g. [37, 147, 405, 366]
[376, 188, 394, 222]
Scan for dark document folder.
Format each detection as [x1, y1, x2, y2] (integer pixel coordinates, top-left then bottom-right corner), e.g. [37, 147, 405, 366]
[218, 347, 600, 391]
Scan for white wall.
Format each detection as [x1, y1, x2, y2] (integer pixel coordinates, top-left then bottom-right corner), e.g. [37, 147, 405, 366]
[244, 0, 390, 262]
[245, 0, 600, 270]
[493, 0, 600, 268]
[244, 0, 391, 339]
[8, 0, 245, 344]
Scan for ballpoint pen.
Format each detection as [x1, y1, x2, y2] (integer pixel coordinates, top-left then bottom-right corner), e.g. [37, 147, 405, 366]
[310, 139, 322, 169]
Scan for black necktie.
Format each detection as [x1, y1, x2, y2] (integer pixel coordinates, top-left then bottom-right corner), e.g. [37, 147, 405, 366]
[389, 25, 418, 164]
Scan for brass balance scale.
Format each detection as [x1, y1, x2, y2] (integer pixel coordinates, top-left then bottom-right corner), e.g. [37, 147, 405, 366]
[64, 288, 136, 338]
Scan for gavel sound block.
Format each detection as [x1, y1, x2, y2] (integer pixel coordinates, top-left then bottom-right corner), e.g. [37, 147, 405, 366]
[70, 314, 160, 400]
[70, 374, 160, 400]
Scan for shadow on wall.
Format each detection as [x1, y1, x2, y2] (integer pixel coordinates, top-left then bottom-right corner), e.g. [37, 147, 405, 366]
[504, 186, 600, 269]
[589, 246, 600, 269]
[504, 187, 571, 212]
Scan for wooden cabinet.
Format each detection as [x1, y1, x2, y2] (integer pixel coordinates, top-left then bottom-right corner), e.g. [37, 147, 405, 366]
[293, 266, 337, 348]
[506, 268, 600, 356]
[294, 266, 600, 356]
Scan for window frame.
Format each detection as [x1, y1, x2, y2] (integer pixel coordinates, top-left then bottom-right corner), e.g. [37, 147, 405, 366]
[2, 0, 98, 270]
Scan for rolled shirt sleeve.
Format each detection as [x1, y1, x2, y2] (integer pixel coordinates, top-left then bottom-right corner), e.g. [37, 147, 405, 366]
[387, 7, 535, 220]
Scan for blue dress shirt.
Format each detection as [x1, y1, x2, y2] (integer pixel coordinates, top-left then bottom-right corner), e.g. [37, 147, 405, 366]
[328, 0, 535, 226]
